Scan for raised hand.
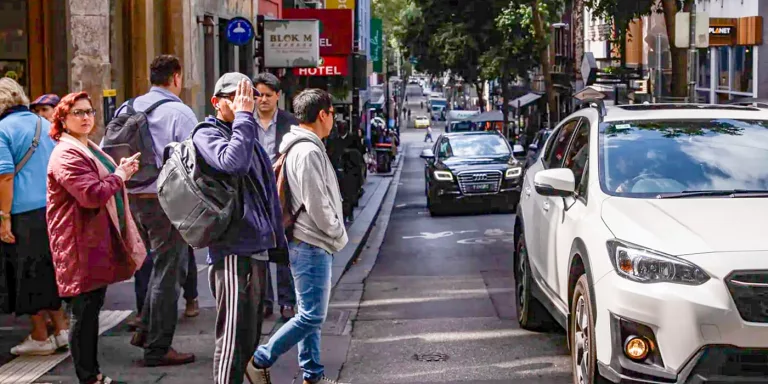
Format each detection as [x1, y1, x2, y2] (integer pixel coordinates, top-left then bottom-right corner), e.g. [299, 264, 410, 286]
[232, 78, 255, 114]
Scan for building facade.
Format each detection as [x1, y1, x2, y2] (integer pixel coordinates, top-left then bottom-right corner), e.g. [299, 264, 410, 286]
[0, 0, 262, 140]
[694, 0, 765, 103]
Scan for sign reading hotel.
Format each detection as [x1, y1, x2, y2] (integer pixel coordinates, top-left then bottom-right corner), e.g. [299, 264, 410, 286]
[283, 9, 353, 55]
[293, 56, 348, 76]
[263, 19, 320, 68]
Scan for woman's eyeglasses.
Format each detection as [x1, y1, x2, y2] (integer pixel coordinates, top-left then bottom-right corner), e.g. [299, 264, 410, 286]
[70, 109, 96, 118]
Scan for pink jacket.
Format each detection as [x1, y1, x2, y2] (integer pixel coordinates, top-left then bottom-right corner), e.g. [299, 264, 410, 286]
[46, 133, 146, 297]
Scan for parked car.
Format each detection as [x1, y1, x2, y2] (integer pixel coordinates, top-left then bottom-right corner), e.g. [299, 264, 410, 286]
[514, 101, 768, 384]
[414, 115, 430, 129]
[421, 131, 525, 216]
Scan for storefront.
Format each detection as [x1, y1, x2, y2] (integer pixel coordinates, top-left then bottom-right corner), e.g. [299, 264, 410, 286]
[0, 0, 68, 99]
[695, 16, 763, 103]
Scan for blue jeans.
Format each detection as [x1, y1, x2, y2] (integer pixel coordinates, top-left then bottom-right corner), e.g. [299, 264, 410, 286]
[253, 241, 333, 381]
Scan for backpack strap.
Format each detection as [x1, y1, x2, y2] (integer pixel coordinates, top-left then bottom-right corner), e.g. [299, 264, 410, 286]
[14, 117, 42, 175]
[142, 99, 176, 115]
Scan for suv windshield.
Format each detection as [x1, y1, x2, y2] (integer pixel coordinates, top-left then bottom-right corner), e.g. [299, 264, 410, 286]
[599, 119, 768, 197]
[443, 135, 510, 158]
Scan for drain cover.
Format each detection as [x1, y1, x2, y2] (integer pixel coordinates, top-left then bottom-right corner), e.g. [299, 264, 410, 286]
[413, 353, 449, 362]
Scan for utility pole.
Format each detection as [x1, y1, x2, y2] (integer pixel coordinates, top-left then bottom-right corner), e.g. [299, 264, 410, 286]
[687, 2, 697, 103]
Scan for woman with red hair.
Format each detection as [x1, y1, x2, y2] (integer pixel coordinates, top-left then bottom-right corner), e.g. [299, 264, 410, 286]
[46, 92, 146, 384]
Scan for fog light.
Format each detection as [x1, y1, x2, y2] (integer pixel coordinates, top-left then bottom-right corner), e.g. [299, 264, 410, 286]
[624, 336, 649, 361]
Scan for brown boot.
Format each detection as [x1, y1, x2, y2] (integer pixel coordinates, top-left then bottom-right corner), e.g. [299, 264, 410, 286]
[184, 299, 199, 318]
[140, 347, 195, 367]
[129, 331, 147, 349]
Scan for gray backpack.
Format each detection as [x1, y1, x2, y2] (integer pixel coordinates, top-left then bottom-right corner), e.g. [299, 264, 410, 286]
[157, 122, 241, 248]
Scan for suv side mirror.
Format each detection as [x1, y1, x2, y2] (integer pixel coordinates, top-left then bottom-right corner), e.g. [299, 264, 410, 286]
[512, 144, 525, 156]
[420, 148, 436, 160]
[534, 168, 575, 197]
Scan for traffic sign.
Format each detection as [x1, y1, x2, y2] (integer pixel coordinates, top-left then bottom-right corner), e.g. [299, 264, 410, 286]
[226, 17, 255, 46]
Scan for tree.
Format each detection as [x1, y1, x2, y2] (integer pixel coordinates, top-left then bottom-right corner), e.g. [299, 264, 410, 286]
[482, 2, 539, 137]
[585, 0, 694, 97]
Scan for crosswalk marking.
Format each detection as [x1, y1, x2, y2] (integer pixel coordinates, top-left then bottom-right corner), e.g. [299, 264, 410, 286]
[0, 310, 132, 384]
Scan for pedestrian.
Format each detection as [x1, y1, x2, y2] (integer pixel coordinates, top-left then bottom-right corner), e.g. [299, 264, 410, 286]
[247, 89, 349, 384]
[46, 91, 146, 384]
[116, 54, 197, 366]
[29, 94, 60, 122]
[192, 74, 287, 384]
[0, 78, 69, 356]
[424, 125, 433, 143]
[251, 72, 298, 320]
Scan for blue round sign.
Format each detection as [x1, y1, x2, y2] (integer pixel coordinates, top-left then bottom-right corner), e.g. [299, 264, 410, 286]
[226, 17, 254, 46]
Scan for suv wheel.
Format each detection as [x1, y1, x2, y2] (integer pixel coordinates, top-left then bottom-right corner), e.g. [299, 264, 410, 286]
[514, 230, 553, 330]
[571, 274, 605, 384]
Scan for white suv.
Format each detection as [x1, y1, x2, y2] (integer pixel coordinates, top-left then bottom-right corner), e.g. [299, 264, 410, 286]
[514, 102, 768, 383]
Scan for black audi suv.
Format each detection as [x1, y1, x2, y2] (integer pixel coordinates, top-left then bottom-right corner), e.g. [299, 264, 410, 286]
[420, 131, 525, 216]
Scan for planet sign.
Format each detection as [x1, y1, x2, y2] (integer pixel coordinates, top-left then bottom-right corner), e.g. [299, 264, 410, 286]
[226, 17, 255, 46]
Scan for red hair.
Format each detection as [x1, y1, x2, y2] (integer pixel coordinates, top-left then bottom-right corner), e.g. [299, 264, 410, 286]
[50, 92, 92, 141]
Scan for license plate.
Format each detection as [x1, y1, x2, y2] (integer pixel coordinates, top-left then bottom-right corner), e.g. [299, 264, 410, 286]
[467, 183, 494, 192]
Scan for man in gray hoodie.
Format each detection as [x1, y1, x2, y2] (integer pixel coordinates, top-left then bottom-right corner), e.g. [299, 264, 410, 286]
[247, 89, 348, 384]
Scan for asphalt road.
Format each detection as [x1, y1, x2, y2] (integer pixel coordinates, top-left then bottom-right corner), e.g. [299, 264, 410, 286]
[339, 92, 572, 383]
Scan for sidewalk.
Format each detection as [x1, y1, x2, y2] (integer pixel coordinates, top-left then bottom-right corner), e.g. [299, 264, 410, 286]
[0, 163, 399, 384]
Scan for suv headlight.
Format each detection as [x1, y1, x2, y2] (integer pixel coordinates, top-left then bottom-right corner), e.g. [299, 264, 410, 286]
[606, 240, 710, 285]
[433, 170, 453, 181]
[505, 167, 522, 178]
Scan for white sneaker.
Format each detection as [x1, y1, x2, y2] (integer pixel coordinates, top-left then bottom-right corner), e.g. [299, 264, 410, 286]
[54, 330, 69, 349]
[10, 336, 57, 356]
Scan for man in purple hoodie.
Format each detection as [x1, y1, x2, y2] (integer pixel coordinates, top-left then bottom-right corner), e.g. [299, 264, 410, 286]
[192, 73, 287, 384]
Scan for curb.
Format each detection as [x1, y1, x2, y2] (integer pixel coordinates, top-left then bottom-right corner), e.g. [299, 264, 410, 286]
[331, 152, 404, 289]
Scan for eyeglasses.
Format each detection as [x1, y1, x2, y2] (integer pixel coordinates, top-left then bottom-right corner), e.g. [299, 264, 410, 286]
[70, 109, 96, 118]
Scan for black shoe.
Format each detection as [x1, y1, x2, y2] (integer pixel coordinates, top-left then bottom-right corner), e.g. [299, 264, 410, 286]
[280, 305, 296, 320]
[263, 304, 274, 318]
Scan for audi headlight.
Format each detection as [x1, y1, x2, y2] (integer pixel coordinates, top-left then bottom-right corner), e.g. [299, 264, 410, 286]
[433, 170, 453, 181]
[606, 240, 709, 285]
[505, 167, 522, 179]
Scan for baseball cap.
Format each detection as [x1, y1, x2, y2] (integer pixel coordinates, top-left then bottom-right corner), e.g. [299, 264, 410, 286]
[214, 72, 258, 96]
[30, 94, 60, 108]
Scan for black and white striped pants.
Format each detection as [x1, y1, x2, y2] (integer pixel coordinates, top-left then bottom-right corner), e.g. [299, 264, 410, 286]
[209, 255, 268, 384]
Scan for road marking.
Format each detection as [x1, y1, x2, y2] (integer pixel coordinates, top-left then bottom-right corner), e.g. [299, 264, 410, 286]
[0, 310, 132, 384]
[402, 230, 477, 240]
[396, 204, 407, 208]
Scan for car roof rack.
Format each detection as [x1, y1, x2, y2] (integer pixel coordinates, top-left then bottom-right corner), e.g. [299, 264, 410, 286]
[726, 97, 768, 108]
[578, 98, 607, 123]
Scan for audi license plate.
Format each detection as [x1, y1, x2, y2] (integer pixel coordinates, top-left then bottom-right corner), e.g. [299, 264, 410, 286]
[467, 183, 495, 192]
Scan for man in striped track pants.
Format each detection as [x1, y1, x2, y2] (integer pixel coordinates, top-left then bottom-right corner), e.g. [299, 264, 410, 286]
[192, 73, 288, 384]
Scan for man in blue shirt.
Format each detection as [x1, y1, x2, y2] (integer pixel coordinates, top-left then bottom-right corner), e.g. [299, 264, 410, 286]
[115, 55, 197, 367]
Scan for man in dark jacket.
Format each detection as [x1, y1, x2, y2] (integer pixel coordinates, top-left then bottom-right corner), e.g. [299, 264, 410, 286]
[252, 72, 298, 320]
[192, 73, 286, 384]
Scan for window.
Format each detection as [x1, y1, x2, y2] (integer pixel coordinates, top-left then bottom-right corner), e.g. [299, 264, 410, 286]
[437, 139, 451, 159]
[717, 46, 729, 90]
[563, 122, 589, 189]
[544, 119, 581, 169]
[443, 135, 510, 158]
[599, 119, 768, 197]
[696, 48, 711, 88]
[733, 46, 753, 93]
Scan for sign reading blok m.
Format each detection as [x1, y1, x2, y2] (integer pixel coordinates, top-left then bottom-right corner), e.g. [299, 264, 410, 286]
[283, 9, 353, 55]
[292, 56, 348, 76]
[264, 19, 320, 68]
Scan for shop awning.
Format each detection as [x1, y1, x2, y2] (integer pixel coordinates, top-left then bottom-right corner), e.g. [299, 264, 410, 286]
[509, 92, 542, 109]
